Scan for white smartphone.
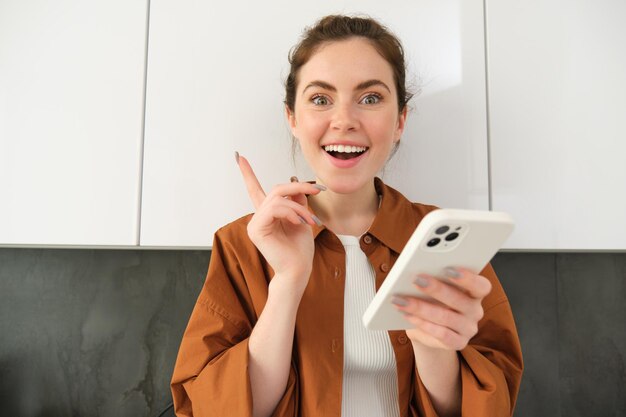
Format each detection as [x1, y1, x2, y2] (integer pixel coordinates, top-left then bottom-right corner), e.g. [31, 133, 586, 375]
[362, 209, 514, 331]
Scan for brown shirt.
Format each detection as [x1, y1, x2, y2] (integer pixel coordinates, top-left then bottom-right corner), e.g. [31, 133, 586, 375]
[171, 178, 523, 417]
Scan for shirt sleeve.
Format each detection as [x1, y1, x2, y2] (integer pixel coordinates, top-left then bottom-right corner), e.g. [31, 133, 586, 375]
[412, 263, 524, 417]
[170, 228, 299, 417]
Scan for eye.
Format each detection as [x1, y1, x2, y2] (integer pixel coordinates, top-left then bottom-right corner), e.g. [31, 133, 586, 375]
[360, 93, 382, 105]
[311, 95, 330, 106]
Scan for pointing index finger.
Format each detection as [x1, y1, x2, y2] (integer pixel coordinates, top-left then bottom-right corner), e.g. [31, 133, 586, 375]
[236, 152, 266, 210]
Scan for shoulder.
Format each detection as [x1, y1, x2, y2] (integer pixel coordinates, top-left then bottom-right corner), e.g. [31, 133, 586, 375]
[371, 178, 441, 251]
[211, 213, 258, 258]
[200, 213, 268, 305]
[376, 178, 440, 223]
[214, 213, 253, 241]
[410, 201, 440, 221]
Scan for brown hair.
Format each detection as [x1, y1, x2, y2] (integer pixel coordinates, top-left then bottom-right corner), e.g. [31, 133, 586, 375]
[285, 15, 413, 113]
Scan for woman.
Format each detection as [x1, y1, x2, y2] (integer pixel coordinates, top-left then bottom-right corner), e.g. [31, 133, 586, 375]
[171, 15, 523, 417]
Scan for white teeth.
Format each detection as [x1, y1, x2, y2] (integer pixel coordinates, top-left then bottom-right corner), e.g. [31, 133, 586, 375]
[323, 144, 367, 153]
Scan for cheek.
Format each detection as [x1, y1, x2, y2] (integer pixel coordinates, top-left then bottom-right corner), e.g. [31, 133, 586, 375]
[295, 113, 327, 140]
[369, 114, 400, 139]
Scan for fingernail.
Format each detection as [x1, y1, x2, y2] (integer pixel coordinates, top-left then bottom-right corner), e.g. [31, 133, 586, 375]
[298, 215, 307, 225]
[311, 215, 323, 226]
[414, 276, 430, 288]
[290, 176, 299, 183]
[444, 267, 461, 279]
[235, 151, 240, 164]
[391, 296, 408, 307]
[312, 184, 327, 191]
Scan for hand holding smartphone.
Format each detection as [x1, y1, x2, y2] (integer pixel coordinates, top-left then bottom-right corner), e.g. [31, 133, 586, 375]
[362, 209, 514, 331]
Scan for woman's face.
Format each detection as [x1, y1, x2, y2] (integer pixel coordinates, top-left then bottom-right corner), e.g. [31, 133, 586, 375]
[287, 37, 407, 195]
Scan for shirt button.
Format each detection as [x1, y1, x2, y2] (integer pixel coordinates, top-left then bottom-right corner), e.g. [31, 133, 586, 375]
[380, 263, 389, 272]
[363, 235, 373, 244]
[398, 335, 408, 344]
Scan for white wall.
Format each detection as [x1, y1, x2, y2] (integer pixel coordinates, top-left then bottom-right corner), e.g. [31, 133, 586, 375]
[0, 0, 148, 246]
[487, 0, 626, 250]
[2, 0, 625, 250]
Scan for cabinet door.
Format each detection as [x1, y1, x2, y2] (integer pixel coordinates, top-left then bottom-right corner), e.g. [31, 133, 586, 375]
[0, 1, 148, 246]
[487, 0, 626, 250]
[141, 0, 489, 247]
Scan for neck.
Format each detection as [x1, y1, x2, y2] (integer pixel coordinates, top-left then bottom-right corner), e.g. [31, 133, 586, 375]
[309, 179, 379, 236]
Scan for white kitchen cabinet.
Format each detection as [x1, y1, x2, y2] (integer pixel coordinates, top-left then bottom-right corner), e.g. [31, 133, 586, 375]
[487, 0, 626, 250]
[0, 0, 148, 246]
[140, 0, 490, 247]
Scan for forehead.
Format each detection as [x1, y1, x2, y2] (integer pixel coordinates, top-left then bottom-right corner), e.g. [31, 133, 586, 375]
[297, 37, 396, 91]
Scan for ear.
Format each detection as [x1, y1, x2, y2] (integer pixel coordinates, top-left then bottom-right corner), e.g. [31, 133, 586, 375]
[285, 105, 297, 135]
[394, 106, 408, 142]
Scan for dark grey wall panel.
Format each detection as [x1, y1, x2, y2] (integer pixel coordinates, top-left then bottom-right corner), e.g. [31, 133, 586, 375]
[1, 249, 625, 416]
[0, 249, 207, 417]
[492, 254, 561, 417]
[556, 254, 626, 417]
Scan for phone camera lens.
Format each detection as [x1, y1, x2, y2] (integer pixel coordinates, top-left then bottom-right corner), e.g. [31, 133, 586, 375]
[445, 232, 459, 242]
[435, 226, 450, 235]
[427, 238, 440, 247]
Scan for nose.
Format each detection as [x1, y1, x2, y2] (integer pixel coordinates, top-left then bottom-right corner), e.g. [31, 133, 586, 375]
[330, 101, 360, 132]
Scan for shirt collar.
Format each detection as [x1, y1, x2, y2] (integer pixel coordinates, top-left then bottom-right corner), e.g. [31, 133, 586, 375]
[308, 177, 422, 254]
[368, 177, 420, 254]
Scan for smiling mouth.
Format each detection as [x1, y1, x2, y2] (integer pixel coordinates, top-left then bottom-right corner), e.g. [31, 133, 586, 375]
[323, 144, 369, 160]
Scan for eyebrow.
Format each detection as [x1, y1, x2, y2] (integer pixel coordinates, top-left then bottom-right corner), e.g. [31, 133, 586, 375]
[301, 79, 391, 95]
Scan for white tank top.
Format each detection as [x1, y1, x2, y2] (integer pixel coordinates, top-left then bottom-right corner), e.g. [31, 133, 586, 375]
[336, 234, 401, 417]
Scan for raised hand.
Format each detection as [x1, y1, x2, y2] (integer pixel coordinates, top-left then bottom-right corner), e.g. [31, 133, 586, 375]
[236, 153, 325, 290]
